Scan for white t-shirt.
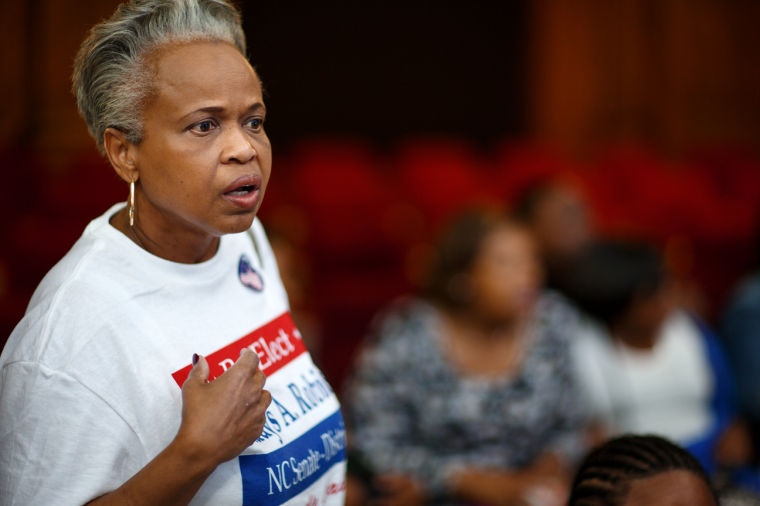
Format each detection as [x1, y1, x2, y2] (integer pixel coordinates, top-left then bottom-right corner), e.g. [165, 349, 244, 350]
[570, 311, 713, 444]
[0, 204, 346, 505]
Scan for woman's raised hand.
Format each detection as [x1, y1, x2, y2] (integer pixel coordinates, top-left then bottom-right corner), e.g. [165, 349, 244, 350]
[177, 348, 272, 468]
[86, 349, 271, 505]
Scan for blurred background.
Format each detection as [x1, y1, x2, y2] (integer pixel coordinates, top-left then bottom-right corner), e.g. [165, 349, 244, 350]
[1, 0, 759, 390]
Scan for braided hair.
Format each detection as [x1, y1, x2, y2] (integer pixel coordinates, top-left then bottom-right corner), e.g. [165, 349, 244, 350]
[568, 434, 716, 505]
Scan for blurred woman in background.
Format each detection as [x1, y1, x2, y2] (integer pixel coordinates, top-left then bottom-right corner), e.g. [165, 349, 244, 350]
[722, 222, 760, 467]
[513, 177, 594, 298]
[343, 208, 587, 506]
[566, 240, 757, 497]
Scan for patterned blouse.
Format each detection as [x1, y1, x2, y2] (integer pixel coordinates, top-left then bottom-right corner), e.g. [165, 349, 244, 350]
[342, 293, 586, 500]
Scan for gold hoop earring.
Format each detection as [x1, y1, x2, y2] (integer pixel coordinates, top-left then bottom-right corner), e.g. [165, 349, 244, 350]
[128, 180, 136, 227]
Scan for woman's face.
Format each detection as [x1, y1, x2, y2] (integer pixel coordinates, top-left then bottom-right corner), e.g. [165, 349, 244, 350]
[618, 280, 676, 348]
[130, 40, 271, 243]
[468, 223, 542, 323]
[533, 184, 592, 264]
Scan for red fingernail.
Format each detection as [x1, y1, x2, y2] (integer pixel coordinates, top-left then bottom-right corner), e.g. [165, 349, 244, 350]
[192, 353, 199, 366]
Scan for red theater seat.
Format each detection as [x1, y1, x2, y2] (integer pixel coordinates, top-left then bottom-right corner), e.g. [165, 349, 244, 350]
[392, 136, 494, 231]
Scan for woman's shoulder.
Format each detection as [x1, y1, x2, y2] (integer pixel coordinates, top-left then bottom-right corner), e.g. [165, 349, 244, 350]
[531, 290, 585, 345]
[369, 296, 437, 339]
[3, 215, 148, 367]
[355, 296, 438, 363]
[4, 274, 132, 372]
[659, 310, 723, 362]
[536, 288, 580, 320]
[29, 225, 145, 309]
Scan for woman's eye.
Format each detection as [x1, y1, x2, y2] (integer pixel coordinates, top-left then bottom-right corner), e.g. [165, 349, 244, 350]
[190, 120, 217, 133]
[246, 117, 264, 131]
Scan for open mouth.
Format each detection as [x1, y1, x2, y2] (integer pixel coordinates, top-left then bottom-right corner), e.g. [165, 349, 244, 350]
[225, 184, 257, 196]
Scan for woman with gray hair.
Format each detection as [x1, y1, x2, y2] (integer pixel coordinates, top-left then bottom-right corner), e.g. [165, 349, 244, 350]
[0, 1, 346, 504]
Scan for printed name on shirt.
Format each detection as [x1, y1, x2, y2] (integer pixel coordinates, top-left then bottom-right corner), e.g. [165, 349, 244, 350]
[171, 312, 305, 387]
[239, 409, 346, 506]
[256, 366, 335, 445]
[326, 481, 346, 496]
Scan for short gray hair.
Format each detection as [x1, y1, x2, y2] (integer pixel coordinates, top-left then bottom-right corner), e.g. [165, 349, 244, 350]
[72, 0, 247, 154]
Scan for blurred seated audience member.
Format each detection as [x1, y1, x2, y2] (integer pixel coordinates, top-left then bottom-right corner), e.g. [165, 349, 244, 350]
[342, 208, 587, 506]
[566, 240, 757, 492]
[513, 178, 594, 296]
[568, 434, 718, 506]
[722, 239, 760, 462]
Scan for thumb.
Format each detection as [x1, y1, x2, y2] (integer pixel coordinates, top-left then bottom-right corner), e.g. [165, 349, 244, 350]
[186, 353, 210, 385]
[236, 347, 261, 370]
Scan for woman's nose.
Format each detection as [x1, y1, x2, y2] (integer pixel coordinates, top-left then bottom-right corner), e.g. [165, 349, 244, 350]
[221, 126, 256, 164]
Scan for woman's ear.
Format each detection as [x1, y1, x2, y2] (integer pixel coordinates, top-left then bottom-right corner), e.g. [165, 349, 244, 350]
[103, 127, 139, 183]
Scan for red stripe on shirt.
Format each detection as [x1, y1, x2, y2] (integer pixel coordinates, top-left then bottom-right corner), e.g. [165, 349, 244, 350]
[172, 312, 306, 387]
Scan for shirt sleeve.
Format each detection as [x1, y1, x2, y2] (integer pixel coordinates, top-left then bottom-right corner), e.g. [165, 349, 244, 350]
[0, 361, 146, 506]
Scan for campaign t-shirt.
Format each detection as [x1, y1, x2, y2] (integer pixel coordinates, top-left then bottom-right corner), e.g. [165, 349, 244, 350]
[0, 204, 346, 505]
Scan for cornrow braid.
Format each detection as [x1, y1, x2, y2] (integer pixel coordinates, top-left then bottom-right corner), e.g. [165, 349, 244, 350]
[568, 434, 716, 506]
